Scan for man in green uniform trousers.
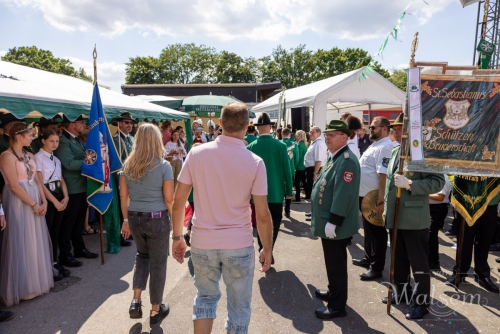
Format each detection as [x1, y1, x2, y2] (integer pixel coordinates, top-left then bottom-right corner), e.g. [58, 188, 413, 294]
[311, 121, 360, 320]
[244, 123, 257, 145]
[247, 112, 293, 264]
[55, 115, 98, 267]
[383, 145, 444, 319]
[112, 111, 136, 247]
[281, 127, 298, 218]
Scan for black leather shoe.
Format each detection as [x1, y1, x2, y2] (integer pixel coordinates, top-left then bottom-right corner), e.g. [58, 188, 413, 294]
[74, 248, 99, 259]
[475, 275, 499, 293]
[315, 289, 330, 301]
[184, 233, 191, 247]
[285, 212, 291, 218]
[129, 299, 142, 319]
[444, 229, 457, 236]
[150, 303, 170, 325]
[59, 257, 83, 267]
[405, 305, 429, 320]
[0, 310, 14, 322]
[121, 238, 132, 247]
[54, 264, 71, 277]
[315, 306, 347, 319]
[305, 212, 312, 217]
[360, 270, 382, 281]
[445, 274, 466, 287]
[490, 243, 500, 252]
[53, 271, 63, 282]
[352, 258, 370, 269]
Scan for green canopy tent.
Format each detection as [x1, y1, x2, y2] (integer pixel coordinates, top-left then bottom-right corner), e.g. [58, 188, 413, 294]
[181, 94, 256, 118]
[0, 61, 192, 149]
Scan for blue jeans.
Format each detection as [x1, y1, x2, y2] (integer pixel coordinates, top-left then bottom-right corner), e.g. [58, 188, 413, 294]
[191, 246, 255, 334]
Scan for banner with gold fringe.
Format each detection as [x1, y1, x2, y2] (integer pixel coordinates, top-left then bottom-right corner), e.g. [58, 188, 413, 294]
[451, 175, 500, 226]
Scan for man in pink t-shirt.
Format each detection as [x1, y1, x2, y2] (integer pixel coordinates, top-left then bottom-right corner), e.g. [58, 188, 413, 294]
[172, 102, 273, 334]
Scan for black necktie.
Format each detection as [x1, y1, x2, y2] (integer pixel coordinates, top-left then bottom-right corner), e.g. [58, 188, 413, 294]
[50, 154, 53, 161]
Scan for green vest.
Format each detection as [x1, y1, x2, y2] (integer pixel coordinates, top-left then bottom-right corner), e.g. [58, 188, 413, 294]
[384, 146, 445, 230]
[112, 131, 134, 164]
[310, 146, 360, 240]
[247, 135, 293, 203]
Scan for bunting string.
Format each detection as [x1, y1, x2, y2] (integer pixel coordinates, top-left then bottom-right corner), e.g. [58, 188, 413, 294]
[360, 0, 428, 81]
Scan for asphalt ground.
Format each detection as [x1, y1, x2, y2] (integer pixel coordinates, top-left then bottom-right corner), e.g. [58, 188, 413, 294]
[1, 202, 499, 334]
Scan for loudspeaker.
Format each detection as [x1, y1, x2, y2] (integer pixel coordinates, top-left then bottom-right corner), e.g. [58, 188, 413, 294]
[291, 107, 309, 132]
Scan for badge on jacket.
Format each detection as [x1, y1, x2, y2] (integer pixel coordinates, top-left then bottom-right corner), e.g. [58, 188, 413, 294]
[344, 171, 354, 183]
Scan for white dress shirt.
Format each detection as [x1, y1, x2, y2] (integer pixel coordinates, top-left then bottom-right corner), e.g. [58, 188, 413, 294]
[304, 137, 327, 168]
[359, 137, 393, 197]
[165, 141, 187, 161]
[34, 149, 62, 183]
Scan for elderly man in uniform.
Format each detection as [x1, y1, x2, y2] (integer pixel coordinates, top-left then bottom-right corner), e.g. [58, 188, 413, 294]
[311, 120, 360, 319]
[112, 111, 136, 247]
[247, 112, 293, 264]
[383, 144, 444, 319]
[55, 115, 98, 267]
[389, 113, 403, 148]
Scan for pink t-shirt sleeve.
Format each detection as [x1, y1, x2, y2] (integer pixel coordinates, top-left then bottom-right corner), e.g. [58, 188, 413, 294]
[177, 151, 193, 185]
[251, 160, 267, 196]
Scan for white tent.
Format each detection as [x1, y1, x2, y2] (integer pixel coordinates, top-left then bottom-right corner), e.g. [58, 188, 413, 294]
[251, 67, 405, 129]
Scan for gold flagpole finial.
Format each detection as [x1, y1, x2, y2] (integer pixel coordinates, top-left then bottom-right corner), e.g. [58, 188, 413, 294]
[410, 32, 419, 68]
[93, 44, 98, 83]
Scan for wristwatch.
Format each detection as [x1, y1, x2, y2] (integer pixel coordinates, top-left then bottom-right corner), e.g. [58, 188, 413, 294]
[123, 218, 129, 223]
[172, 235, 183, 241]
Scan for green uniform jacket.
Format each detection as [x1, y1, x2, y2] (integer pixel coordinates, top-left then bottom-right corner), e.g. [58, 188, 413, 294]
[281, 137, 299, 174]
[311, 146, 360, 240]
[384, 146, 445, 230]
[247, 135, 293, 203]
[54, 131, 87, 194]
[296, 141, 307, 171]
[112, 131, 134, 164]
[244, 134, 257, 145]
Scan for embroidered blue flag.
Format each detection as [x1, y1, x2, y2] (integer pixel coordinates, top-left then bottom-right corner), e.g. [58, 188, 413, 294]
[81, 84, 122, 214]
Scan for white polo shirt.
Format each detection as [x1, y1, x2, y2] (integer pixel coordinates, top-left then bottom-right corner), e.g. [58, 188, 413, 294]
[359, 136, 393, 197]
[304, 137, 327, 168]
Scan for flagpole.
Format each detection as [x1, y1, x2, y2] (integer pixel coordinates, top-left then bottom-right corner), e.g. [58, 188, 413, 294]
[94, 45, 106, 265]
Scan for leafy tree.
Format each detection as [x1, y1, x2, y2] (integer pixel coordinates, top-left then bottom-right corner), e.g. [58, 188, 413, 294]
[156, 43, 217, 84]
[388, 69, 407, 91]
[213, 51, 255, 83]
[1, 46, 93, 82]
[311, 47, 389, 81]
[125, 56, 159, 84]
[263, 45, 315, 89]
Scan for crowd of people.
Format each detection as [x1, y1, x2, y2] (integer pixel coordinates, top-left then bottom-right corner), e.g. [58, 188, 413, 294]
[1, 104, 499, 332]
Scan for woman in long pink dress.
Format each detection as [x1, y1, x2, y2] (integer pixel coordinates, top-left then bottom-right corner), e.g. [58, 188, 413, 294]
[0, 122, 53, 307]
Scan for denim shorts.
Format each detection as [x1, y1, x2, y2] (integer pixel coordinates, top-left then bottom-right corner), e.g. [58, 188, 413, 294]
[191, 246, 255, 334]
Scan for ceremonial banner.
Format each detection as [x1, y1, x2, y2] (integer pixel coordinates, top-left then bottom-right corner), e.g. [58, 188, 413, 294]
[407, 74, 500, 177]
[81, 84, 122, 214]
[407, 67, 423, 161]
[451, 175, 500, 226]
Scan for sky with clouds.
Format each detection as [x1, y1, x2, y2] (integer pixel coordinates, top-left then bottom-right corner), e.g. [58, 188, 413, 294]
[0, 0, 483, 91]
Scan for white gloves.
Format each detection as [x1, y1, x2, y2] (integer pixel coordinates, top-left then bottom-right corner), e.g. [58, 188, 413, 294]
[325, 222, 337, 239]
[395, 174, 412, 190]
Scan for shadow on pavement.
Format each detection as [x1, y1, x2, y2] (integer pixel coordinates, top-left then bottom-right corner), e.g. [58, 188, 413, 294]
[258, 270, 324, 334]
[281, 217, 318, 240]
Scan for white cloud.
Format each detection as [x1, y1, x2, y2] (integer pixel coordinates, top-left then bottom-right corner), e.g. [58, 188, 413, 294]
[0, 50, 6, 57]
[66, 57, 126, 91]
[1, 0, 453, 41]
